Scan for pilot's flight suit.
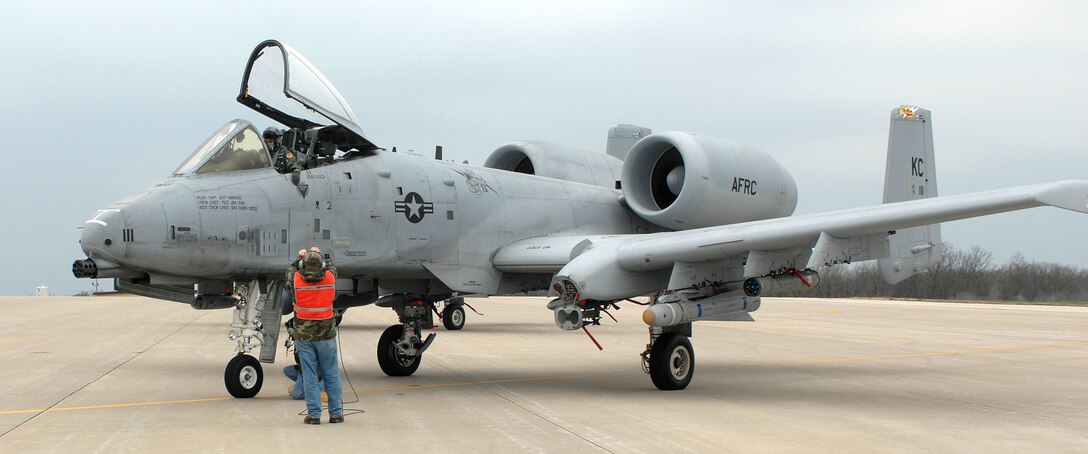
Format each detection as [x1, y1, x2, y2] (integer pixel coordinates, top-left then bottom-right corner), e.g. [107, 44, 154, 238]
[272, 145, 301, 174]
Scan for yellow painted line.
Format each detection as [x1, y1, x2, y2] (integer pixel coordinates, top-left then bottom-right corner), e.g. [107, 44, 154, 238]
[0, 394, 287, 415]
[1, 396, 240, 413]
[3, 341, 1084, 415]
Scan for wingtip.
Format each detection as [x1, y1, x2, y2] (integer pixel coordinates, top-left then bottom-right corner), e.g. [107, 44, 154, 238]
[1034, 180, 1088, 214]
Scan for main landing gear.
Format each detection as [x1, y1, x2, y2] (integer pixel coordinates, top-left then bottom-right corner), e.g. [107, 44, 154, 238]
[372, 295, 474, 378]
[642, 324, 695, 390]
[377, 297, 437, 376]
[548, 291, 698, 391]
[441, 297, 466, 330]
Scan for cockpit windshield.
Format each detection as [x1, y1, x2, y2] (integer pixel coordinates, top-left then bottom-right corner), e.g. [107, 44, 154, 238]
[173, 120, 271, 175]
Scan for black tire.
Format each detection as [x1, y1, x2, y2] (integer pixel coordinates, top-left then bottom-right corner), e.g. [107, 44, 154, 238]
[224, 354, 263, 398]
[648, 333, 694, 390]
[442, 304, 466, 330]
[377, 324, 421, 376]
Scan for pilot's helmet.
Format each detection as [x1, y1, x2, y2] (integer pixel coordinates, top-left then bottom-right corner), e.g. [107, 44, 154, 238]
[302, 251, 323, 269]
[262, 127, 282, 142]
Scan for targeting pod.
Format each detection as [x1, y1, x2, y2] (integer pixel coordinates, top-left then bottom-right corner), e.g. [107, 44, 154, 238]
[742, 269, 820, 297]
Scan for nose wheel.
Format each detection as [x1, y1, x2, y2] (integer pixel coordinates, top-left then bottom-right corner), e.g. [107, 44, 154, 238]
[222, 279, 284, 398]
[224, 354, 263, 398]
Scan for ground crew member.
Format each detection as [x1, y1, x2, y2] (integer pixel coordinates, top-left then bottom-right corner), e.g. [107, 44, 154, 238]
[292, 250, 344, 424]
[288, 247, 337, 281]
[263, 127, 301, 184]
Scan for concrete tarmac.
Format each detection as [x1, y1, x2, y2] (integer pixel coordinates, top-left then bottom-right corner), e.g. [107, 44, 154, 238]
[2, 295, 1087, 453]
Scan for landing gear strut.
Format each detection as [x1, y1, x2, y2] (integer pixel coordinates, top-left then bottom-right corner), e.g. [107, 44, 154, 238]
[223, 279, 285, 398]
[377, 324, 422, 375]
[642, 323, 695, 390]
[377, 298, 436, 377]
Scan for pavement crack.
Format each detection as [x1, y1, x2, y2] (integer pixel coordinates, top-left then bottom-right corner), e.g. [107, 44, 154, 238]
[486, 387, 615, 453]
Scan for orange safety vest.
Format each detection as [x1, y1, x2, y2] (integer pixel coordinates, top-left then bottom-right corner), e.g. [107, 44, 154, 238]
[293, 270, 335, 320]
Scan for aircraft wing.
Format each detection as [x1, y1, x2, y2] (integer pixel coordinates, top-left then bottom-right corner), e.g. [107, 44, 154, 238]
[535, 180, 1088, 301]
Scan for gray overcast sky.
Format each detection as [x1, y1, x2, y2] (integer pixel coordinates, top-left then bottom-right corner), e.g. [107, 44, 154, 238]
[2, 1, 1085, 296]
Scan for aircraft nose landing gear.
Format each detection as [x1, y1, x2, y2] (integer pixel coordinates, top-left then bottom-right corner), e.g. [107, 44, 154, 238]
[222, 279, 285, 398]
[225, 353, 263, 398]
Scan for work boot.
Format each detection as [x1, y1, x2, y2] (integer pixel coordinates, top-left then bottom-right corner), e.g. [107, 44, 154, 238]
[329, 415, 345, 424]
[304, 416, 321, 425]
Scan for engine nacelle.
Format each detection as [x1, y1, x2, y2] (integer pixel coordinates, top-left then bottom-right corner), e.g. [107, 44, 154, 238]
[484, 140, 622, 188]
[620, 132, 798, 229]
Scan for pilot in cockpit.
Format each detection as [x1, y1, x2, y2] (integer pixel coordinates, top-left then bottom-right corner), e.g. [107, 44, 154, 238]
[263, 127, 302, 184]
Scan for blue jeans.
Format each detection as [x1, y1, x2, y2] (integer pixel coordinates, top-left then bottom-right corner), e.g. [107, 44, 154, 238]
[295, 338, 343, 418]
[282, 365, 324, 400]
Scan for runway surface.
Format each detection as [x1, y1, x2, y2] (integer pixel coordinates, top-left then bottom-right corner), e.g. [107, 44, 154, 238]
[2, 295, 1086, 453]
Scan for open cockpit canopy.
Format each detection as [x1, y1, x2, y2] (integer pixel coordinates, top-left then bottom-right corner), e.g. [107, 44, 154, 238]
[237, 40, 378, 151]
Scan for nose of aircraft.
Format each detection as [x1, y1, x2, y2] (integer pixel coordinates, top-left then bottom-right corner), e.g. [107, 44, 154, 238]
[80, 209, 128, 261]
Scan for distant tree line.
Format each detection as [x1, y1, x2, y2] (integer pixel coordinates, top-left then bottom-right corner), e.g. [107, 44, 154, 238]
[777, 243, 1088, 302]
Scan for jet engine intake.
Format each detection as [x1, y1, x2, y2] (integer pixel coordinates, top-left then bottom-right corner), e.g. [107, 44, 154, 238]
[620, 132, 798, 229]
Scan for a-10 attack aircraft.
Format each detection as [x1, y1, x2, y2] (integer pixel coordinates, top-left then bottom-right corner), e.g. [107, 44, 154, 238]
[73, 40, 1088, 397]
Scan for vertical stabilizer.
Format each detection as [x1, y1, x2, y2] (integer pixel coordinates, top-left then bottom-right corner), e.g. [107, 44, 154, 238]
[878, 106, 943, 284]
